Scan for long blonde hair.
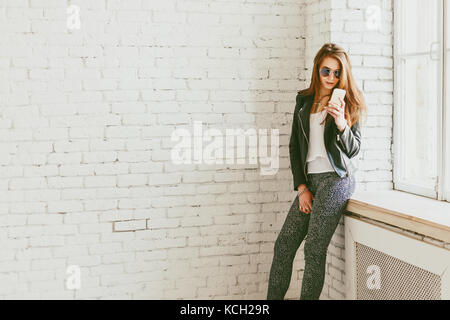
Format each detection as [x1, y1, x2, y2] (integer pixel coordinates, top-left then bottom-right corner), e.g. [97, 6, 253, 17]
[299, 43, 368, 128]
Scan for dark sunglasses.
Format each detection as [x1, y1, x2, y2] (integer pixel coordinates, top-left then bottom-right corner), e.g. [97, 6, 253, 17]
[320, 67, 341, 79]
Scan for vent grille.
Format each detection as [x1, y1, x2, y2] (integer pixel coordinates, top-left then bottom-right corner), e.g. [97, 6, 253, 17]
[355, 242, 441, 300]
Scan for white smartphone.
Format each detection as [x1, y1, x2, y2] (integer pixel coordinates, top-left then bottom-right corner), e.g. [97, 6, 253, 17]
[329, 88, 346, 105]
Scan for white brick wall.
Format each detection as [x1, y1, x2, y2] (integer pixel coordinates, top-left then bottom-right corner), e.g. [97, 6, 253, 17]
[3, 0, 440, 301]
[0, 0, 306, 299]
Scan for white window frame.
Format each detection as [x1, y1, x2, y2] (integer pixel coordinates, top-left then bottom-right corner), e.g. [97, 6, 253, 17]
[393, 0, 449, 202]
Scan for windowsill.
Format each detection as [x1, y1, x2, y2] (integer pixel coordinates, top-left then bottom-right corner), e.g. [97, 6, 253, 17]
[345, 190, 450, 243]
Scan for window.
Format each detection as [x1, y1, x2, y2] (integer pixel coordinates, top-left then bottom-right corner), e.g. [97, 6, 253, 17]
[394, 0, 450, 202]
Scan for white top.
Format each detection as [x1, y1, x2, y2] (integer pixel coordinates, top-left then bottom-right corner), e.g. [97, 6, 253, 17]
[306, 110, 335, 174]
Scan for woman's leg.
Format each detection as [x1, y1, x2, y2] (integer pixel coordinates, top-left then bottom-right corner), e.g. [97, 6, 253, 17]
[300, 175, 355, 300]
[267, 194, 311, 300]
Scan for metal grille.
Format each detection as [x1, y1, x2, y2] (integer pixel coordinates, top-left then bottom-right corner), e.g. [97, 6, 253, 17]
[355, 242, 441, 300]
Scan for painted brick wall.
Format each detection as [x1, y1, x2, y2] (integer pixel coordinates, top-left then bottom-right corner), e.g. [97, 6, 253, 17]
[0, 0, 307, 299]
[0, 0, 406, 301]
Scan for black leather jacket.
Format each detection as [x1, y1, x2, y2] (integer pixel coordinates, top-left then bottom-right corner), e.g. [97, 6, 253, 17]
[289, 92, 362, 191]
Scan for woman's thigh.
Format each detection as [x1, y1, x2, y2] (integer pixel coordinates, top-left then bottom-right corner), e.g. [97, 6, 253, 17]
[275, 195, 311, 251]
[305, 175, 355, 249]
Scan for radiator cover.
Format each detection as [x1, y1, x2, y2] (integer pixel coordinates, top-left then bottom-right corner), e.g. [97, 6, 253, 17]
[345, 216, 450, 300]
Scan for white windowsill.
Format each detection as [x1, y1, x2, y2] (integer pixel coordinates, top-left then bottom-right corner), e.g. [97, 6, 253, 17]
[345, 189, 450, 243]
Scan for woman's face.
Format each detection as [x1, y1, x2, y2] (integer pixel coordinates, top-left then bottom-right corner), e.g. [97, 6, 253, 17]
[318, 56, 341, 90]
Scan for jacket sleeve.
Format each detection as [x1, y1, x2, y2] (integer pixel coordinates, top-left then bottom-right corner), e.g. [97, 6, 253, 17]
[336, 119, 362, 159]
[289, 95, 306, 191]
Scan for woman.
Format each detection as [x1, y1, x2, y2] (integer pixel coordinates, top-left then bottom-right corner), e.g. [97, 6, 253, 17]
[267, 43, 368, 300]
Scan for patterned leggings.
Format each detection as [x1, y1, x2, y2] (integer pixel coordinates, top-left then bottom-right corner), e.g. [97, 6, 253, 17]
[267, 171, 356, 300]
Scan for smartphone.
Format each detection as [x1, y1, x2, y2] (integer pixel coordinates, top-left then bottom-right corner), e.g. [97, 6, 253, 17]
[329, 88, 346, 105]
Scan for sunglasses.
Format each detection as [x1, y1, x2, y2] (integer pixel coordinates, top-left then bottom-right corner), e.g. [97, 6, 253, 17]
[320, 67, 341, 79]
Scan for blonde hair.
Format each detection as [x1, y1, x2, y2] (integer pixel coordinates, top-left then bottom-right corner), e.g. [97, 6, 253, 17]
[299, 43, 368, 128]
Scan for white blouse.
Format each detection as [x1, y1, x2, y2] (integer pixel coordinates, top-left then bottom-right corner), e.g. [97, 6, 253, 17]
[306, 109, 335, 174]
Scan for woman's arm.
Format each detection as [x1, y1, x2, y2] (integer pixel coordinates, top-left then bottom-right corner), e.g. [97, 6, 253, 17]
[336, 119, 362, 159]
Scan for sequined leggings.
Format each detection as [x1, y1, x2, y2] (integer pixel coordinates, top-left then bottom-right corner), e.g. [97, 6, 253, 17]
[267, 171, 356, 300]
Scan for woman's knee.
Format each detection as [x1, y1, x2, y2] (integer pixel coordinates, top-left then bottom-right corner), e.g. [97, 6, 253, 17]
[303, 236, 328, 260]
[273, 232, 297, 257]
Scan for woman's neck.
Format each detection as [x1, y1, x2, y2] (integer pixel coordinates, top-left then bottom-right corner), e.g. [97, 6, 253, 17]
[317, 87, 332, 101]
[312, 88, 332, 114]
[314, 89, 331, 105]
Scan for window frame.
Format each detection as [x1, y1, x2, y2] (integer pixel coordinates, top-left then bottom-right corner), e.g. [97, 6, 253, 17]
[393, 0, 448, 202]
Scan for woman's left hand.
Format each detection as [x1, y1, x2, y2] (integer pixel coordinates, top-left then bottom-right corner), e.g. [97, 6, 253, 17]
[325, 97, 347, 132]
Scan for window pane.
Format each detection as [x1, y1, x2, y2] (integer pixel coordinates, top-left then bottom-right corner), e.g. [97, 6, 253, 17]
[401, 56, 438, 188]
[400, 0, 439, 54]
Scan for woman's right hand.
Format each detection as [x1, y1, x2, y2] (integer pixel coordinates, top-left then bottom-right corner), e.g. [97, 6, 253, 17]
[298, 188, 314, 214]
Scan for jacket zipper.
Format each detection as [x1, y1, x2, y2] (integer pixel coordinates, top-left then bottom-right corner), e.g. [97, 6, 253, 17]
[298, 110, 309, 182]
